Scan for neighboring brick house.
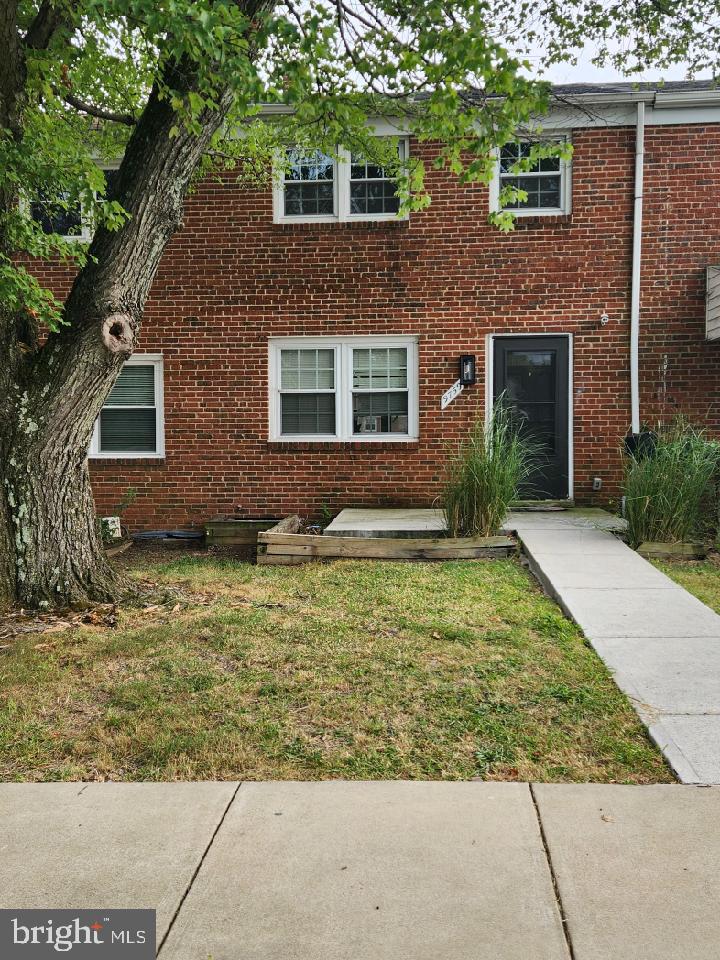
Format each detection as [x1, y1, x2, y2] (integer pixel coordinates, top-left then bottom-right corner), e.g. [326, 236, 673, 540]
[31, 81, 720, 530]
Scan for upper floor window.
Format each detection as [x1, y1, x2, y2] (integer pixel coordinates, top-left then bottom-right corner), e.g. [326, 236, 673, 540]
[490, 139, 571, 217]
[29, 166, 120, 240]
[274, 140, 408, 224]
[283, 151, 335, 217]
[89, 354, 164, 458]
[269, 336, 418, 441]
[349, 155, 401, 216]
[30, 191, 84, 238]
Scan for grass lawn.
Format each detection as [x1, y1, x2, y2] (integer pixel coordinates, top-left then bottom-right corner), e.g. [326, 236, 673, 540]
[652, 556, 720, 614]
[0, 553, 670, 783]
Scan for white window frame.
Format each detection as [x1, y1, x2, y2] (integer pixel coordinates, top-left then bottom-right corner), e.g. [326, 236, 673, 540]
[273, 140, 410, 225]
[25, 161, 121, 242]
[488, 136, 572, 217]
[269, 336, 419, 442]
[89, 353, 165, 459]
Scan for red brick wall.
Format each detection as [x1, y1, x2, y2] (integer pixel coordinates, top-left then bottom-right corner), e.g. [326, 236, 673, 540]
[29, 122, 720, 529]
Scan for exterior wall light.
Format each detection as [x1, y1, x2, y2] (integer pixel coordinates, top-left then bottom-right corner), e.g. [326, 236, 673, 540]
[459, 354, 477, 386]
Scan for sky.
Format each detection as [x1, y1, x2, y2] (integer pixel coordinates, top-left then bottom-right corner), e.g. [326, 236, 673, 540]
[535, 43, 699, 86]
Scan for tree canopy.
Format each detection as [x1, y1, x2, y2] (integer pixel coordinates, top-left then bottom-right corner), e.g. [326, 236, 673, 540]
[5, 0, 716, 332]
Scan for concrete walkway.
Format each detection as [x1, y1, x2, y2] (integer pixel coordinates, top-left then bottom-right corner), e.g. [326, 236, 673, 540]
[510, 510, 720, 784]
[1, 782, 719, 959]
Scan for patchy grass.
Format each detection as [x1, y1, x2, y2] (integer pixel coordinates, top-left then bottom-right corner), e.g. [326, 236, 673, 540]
[652, 555, 720, 614]
[0, 553, 670, 783]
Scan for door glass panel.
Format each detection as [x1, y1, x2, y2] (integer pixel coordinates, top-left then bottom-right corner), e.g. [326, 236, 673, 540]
[504, 350, 556, 454]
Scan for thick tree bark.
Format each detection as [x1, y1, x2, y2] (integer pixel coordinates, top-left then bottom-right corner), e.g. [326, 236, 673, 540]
[0, 1, 272, 610]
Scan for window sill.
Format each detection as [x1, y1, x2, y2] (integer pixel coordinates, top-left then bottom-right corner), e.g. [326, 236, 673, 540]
[267, 439, 419, 452]
[89, 456, 166, 467]
[272, 218, 409, 230]
[506, 212, 573, 227]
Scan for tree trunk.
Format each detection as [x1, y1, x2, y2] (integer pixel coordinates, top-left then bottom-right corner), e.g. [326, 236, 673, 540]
[0, 1, 273, 610]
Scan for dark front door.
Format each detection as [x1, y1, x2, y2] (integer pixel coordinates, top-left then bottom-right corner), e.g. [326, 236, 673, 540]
[493, 336, 569, 500]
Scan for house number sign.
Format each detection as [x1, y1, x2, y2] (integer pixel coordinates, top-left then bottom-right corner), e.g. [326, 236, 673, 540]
[441, 379, 464, 410]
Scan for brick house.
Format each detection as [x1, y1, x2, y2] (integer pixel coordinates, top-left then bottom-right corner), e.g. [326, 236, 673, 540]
[31, 81, 720, 530]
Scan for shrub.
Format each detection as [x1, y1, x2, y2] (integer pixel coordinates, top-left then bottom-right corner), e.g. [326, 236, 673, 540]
[623, 420, 720, 548]
[442, 400, 539, 537]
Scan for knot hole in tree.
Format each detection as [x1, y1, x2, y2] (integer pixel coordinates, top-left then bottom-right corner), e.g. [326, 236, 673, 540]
[102, 314, 135, 355]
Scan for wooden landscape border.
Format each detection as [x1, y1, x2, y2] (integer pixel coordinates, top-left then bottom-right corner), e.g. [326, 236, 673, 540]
[257, 516, 517, 565]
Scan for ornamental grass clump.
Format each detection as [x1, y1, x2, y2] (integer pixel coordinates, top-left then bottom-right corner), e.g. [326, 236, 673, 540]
[442, 401, 539, 538]
[623, 420, 720, 549]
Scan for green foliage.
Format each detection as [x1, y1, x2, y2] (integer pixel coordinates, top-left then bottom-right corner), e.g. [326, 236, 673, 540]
[442, 400, 540, 538]
[623, 420, 720, 549]
[5, 0, 713, 332]
[2, 0, 592, 331]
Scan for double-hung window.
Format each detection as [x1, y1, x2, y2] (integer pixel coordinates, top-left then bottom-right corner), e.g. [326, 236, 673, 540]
[282, 150, 336, 218]
[90, 354, 164, 458]
[30, 191, 85, 238]
[348, 153, 402, 216]
[490, 139, 571, 216]
[29, 166, 120, 240]
[274, 140, 408, 224]
[270, 337, 418, 441]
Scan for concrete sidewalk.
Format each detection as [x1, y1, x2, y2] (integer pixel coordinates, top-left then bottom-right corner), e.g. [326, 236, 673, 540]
[1, 782, 719, 959]
[510, 511, 720, 784]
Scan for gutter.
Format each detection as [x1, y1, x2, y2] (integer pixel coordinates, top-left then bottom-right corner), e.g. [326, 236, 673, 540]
[630, 100, 645, 435]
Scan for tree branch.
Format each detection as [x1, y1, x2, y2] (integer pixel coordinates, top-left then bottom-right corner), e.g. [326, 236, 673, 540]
[61, 90, 136, 125]
[24, 0, 72, 50]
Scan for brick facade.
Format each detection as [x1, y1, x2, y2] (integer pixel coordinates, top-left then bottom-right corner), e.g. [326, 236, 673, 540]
[32, 120, 720, 530]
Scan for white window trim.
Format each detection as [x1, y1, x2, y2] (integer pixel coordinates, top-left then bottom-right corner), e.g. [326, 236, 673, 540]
[89, 353, 165, 459]
[24, 161, 121, 242]
[269, 335, 419, 442]
[272, 140, 410, 225]
[488, 136, 572, 218]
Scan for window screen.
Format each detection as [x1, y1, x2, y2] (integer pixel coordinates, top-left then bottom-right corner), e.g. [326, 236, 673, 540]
[99, 364, 158, 453]
[352, 347, 409, 434]
[279, 348, 336, 435]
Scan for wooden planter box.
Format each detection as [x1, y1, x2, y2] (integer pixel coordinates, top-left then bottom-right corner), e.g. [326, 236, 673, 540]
[638, 541, 708, 560]
[257, 516, 516, 565]
[205, 517, 283, 547]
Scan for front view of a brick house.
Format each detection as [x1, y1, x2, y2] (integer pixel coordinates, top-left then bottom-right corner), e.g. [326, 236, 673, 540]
[32, 81, 720, 531]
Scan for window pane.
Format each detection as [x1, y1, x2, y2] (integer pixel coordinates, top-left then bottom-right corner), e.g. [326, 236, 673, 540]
[350, 180, 399, 215]
[281, 394, 336, 434]
[284, 182, 334, 216]
[504, 351, 555, 403]
[499, 142, 522, 173]
[99, 408, 156, 452]
[30, 192, 82, 236]
[500, 142, 561, 175]
[281, 349, 334, 390]
[353, 392, 409, 434]
[105, 364, 155, 406]
[501, 174, 562, 210]
[353, 348, 407, 389]
[285, 150, 334, 182]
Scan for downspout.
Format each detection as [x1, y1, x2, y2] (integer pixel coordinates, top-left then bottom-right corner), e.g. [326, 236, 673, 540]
[630, 101, 645, 435]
